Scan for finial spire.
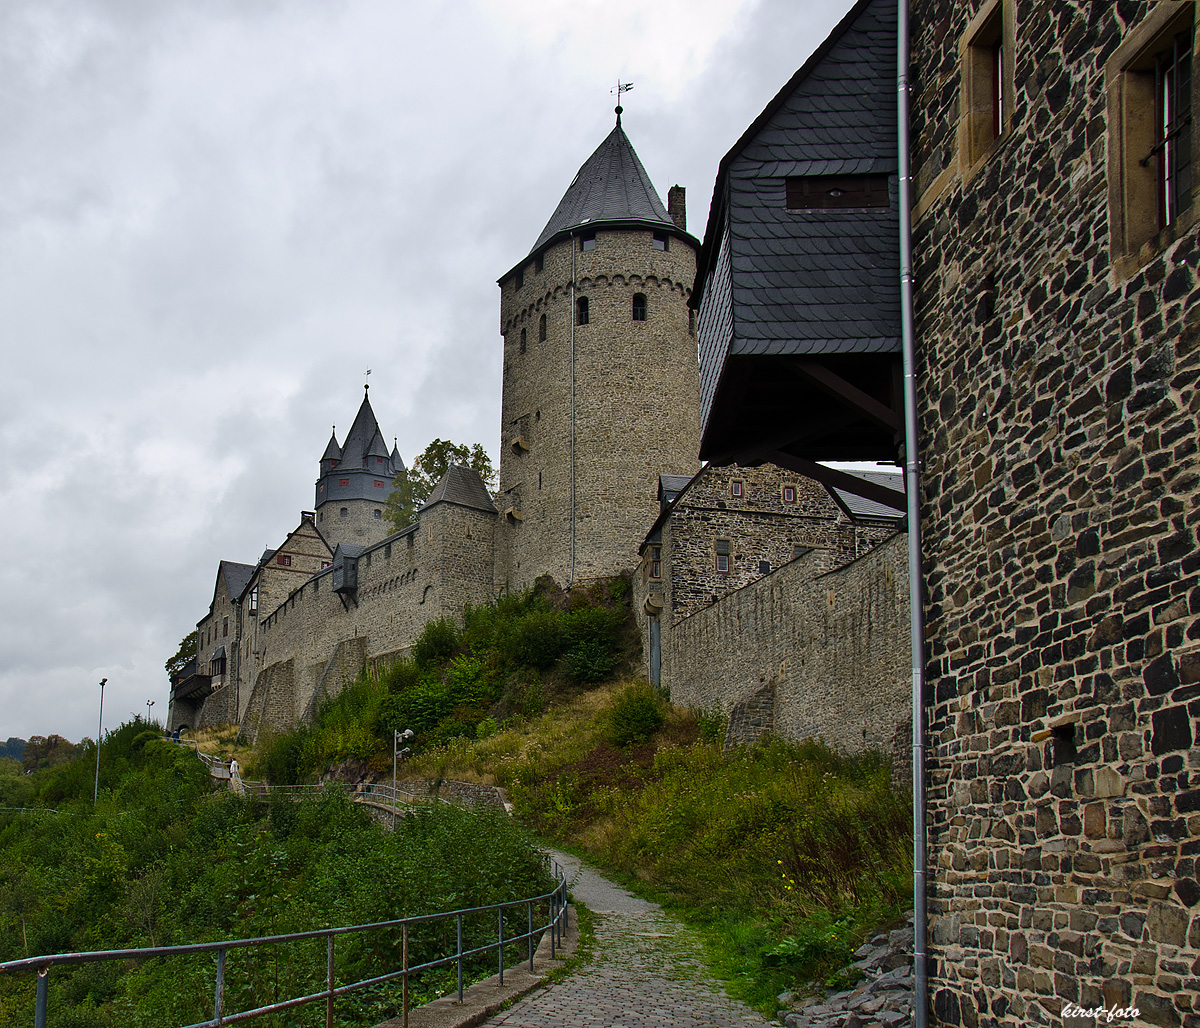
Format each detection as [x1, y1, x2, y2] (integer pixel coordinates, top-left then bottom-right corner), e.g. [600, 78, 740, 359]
[364, 368, 372, 394]
[611, 80, 633, 126]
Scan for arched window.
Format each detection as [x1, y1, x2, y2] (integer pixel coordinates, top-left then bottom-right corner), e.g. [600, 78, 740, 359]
[520, 327, 527, 354]
[538, 313, 547, 341]
[576, 296, 589, 325]
[632, 293, 647, 321]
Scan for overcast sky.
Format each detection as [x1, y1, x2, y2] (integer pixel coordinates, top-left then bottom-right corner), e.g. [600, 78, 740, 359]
[0, 0, 857, 743]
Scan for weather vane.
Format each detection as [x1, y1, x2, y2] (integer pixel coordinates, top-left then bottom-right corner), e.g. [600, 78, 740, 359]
[611, 80, 633, 125]
[365, 368, 372, 393]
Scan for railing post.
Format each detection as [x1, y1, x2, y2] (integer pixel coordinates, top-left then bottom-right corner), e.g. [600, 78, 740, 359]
[528, 900, 534, 971]
[402, 922, 409, 1028]
[34, 967, 48, 1028]
[326, 934, 335, 1028]
[214, 948, 226, 1025]
[456, 913, 464, 1003]
[550, 894, 556, 958]
[563, 882, 569, 932]
[498, 906, 505, 985]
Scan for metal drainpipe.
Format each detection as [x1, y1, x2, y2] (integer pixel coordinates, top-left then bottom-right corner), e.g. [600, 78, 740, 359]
[569, 232, 577, 587]
[897, 3, 929, 1026]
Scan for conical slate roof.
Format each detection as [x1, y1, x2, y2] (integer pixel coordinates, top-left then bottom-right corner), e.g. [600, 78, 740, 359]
[337, 389, 383, 471]
[321, 429, 342, 462]
[367, 429, 390, 461]
[529, 121, 674, 255]
[421, 465, 497, 514]
[390, 442, 406, 474]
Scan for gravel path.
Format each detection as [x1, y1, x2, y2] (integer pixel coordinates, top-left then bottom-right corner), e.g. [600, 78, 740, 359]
[479, 850, 774, 1028]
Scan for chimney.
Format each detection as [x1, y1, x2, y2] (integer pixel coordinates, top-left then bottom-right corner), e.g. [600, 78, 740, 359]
[667, 185, 686, 232]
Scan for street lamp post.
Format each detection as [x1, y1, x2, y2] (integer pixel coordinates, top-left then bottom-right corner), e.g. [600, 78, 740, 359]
[93, 678, 107, 807]
[146, 699, 155, 724]
[392, 729, 414, 829]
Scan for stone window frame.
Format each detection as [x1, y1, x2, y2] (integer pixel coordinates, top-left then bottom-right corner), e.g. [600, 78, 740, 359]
[580, 231, 597, 252]
[782, 484, 797, 504]
[1107, 1, 1199, 278]
[576, 296, 589, 325]
[715, 538, 731, 573]
[632, 292, 647, 321]
[958, 0, 1016, 184]
[652, 230, 669, 251]
[730, 479, 744, 498]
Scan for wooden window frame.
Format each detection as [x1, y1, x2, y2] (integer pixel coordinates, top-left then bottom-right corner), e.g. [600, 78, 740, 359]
[1108, 2, 1199, 274]
[959, 0, 1015, 181]
[782, 485, 797, 504]
[715, 539, 731, 573]
[730, 480, 744, 498]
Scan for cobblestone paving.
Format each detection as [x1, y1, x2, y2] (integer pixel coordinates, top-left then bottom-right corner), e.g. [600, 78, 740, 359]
[481, 851, 774, 1028]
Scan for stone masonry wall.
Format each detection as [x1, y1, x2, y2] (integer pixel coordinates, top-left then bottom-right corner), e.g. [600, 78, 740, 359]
[498, 227, 701, 590]
[233, 500, 499, 740]
[664, 532, 911, 768]
[910, 2, 1200, 1025]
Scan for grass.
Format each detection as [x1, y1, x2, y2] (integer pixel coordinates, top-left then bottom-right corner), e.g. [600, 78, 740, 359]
[397, 683, 913, 1015]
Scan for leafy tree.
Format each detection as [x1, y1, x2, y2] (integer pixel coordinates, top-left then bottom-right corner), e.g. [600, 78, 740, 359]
[384, 439, 496, 529]
[165, 629, 199, 681]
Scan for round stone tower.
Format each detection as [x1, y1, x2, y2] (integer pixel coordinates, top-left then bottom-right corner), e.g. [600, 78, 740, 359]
[497, 109, 701, 590]
[314, 386, 405, 550]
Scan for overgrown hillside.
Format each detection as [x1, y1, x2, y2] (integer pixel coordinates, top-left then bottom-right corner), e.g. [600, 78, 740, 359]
[251, 582, 914, 1015]
[398, 681, 914, 1013]
[0, 720, 553, 1028]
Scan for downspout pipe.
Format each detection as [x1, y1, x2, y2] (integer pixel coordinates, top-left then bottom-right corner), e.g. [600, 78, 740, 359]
[569, 233, 577, 588]
[897, 3, 929, 1027]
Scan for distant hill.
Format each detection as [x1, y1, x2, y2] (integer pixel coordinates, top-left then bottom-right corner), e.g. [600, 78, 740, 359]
[1, 737, 24, 760]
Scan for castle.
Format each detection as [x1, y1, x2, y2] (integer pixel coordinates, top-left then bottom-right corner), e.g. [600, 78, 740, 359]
[169, 112, 898, 741]
[173, 0, 1200, 1021]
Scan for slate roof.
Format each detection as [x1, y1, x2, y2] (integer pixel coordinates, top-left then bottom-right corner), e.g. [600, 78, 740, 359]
[219, 561, 256, 603]
[390, 443, 406, 474]
[336, 390, 383, 471]
[832, 468, 905, 520]
[321, 431, 341, 462]
[331, 543, 366, 560]
[421, 465, 498, 514]
[528, 121, 675, 256]
[659, 474, 693, 506]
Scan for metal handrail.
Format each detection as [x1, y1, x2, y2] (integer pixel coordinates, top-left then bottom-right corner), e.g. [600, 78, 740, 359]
[1, 860, 570, 1028]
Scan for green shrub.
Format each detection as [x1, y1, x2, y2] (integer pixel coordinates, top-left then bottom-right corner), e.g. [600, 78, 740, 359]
[695, 706, 727, 745]
[381, 680, 453, 736]
[446, 655, 498, 706]
[411, 617, 458, 669]
[380, 658, 421, 694]
[563, 640, 617, 683]
[513, 610, 565, 669]
[605, 683, 665, 746]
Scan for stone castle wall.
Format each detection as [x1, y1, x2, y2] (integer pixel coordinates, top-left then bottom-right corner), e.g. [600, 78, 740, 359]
[498, 227, 701, 589]
[240, 500, 499, 739]
[910, 2, 1200, 1023]
[663, 533, 911, 770]
[316, 497, 392, 551]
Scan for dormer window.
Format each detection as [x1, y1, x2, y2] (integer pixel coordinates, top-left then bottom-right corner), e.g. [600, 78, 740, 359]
[330, 460, 338, 468]
[652, 231, 669, 251]
[581, 231, 596, 251]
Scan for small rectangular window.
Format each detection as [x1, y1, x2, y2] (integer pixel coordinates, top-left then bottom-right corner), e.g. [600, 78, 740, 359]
[730, 480, 743, 498]
[276, 554, 292, 566]
[515, 268, 524, 290]
[782, 486, 796, 503]
[715, 539, 730, 573]
[534, 253, 544, 273]
[580, 231, 596, 251]
[960, 1, 1009, 172]
[650, 545, 661, 580]
[786, 175, 890, 209]
[222, 616, 228, 637]
[374, 480, 385, 488]
[249, 587, 258, 616]
[652, 231, 669, 251]
[576, 296, 589, 325]
[373, 509, 382, 518]
[321, 561, 331, 569]
[339, 478, 349, 487]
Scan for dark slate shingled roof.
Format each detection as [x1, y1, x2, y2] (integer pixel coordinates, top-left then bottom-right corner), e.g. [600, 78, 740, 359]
[421, 465, 498, 514]
[219, 561, 256, 603]
[528, 123, 675, 255]
[832, 468, 905, 521]
[336, 391, 385, 471]
[321, 431, 341, 462]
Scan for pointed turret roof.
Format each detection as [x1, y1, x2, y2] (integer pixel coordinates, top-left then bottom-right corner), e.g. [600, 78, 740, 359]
[337, 388, 382, 471]
[390, 441, 406, 474]
[321, 428, 342, 462]
[367, 429, 390, 461]
[528, 118, 675, 255]
[421, 465, 498, 514]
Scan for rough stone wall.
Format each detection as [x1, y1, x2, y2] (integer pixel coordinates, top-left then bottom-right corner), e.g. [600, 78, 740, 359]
[235, 500, 499, 740]
[316, 497, 391, 551]
[664, 533, 911, 768]
[498, 227, 701, 590]
[910, 2, 1200, 1024]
